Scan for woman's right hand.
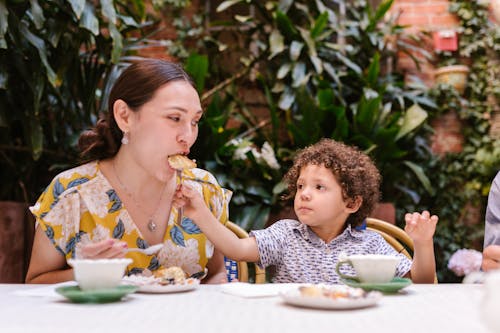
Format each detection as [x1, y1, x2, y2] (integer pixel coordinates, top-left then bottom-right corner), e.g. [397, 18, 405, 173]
[76, 239, 128, 259]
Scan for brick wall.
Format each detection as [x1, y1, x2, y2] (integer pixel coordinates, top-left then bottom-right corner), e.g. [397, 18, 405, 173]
[391, 0, 460, 86]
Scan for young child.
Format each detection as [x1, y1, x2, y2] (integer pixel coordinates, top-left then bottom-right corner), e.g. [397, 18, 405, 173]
[175, 139, 438, 283]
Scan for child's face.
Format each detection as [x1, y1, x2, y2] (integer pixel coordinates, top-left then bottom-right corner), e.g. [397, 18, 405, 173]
[294, 164, 353, 228]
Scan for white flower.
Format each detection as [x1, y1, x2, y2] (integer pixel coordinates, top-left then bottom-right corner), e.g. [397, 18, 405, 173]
[157, 238, 201, 275]
[447, 248, 483, 276]
[78, 181, 111, 218]
[260, 142, 280, 169]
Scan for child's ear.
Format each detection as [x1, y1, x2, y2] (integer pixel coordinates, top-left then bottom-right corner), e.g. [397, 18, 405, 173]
[345, 196, 362, 213]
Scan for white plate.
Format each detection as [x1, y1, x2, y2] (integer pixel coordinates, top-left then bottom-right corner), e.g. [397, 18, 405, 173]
[122, 275, 200, 294]
[280, 289, 382, 310]
[137, 279, 199, 294]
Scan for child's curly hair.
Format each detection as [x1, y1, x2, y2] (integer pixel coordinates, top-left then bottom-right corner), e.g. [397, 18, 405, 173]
[283, 138, 381, 227]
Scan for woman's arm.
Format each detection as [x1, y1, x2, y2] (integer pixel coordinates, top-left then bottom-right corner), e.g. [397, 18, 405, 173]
[26, 225, 128, 283]
[25, 226, 72, 284]
[405, 211, 438, 283]
[175, 184, 260, 262]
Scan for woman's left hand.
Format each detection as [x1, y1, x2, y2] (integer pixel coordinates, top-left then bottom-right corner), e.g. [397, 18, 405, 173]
[404, 210, 438, 244]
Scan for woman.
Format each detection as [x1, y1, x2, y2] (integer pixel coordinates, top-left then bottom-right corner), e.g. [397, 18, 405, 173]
[26, 59, 231, 284]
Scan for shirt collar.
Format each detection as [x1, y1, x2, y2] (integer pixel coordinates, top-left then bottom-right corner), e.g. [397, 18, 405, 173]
[293, 222, 365, 245]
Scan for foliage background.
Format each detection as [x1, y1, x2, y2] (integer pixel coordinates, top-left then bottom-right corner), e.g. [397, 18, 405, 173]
[1, 0, 499, 282]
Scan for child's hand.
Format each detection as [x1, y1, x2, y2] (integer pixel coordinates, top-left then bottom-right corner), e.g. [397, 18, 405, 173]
[172, 184, 209, 221]
[404, 210, 438, 244]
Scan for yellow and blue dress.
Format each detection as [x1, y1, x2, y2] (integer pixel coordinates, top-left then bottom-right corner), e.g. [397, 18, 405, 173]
[30, 161, 232, 276]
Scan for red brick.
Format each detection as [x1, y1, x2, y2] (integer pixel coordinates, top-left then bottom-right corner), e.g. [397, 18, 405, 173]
[411, 3, 450, 15]
[430, 14, 460, 28]
[397, 14, 432, 27]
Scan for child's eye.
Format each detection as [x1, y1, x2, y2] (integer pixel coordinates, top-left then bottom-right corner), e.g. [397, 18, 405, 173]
[297, 184, 303, 189]
[316, 184, 325, 190]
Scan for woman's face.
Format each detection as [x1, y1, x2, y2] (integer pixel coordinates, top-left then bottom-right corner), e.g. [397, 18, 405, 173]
[127, 80, 202, 182]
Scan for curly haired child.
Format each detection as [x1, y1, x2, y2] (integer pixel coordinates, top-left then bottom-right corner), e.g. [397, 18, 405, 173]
[175, 138, 438, 283]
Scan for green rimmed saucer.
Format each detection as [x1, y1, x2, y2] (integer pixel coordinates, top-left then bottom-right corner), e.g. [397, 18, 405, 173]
[55, 285, 138, 303]
[340, 277, 412, 293]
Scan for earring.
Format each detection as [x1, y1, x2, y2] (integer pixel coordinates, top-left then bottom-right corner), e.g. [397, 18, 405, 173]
[121, 132, 129, 145]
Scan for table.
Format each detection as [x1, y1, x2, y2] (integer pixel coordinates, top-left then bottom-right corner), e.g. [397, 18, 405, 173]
[0, 283, 491, 333]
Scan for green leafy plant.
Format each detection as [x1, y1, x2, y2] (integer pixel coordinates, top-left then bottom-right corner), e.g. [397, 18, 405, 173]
[212, 0, 436, 204]
[0, 0, 157, 202]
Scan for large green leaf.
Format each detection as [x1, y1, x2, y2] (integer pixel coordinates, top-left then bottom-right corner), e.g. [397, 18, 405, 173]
[396, 103, 427, 140]
[68, 0, 85, 19]
[101, 0, 117, 24]
[80, 2, 99, 35]
[108, 22, 123, 64]
[275, 10, 298, 39]
[403, 161, 434, 195]
[216, 0, 245, 13]
[366, 52, 380, 87]
[269, 29, 285, 59]
[0, 0, 7, 49]
[310, 12, 328, 39]
[20, 23, 58, 87]
[185, 53, 209, 94]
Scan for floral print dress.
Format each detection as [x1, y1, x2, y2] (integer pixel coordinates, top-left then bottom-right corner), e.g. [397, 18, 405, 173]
[30, 161, 232, 276]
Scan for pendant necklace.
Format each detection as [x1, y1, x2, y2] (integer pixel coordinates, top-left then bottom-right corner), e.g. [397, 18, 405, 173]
[112, 161, 167, 232]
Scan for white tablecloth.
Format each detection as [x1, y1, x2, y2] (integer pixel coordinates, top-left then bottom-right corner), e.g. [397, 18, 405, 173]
[0, 283, 491, 333]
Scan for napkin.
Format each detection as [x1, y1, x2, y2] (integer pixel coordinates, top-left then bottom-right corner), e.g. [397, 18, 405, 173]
[11, 281, 77, 298]
[219, 282, 301, 298]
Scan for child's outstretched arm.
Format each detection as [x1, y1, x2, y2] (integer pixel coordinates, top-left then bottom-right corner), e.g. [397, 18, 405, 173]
[174, 184, 260, 263]
[404, 210, 438, 283]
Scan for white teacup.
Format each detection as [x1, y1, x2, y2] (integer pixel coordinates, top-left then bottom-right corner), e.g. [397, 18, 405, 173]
[68, 258, 132, 291]
[335, 254, 400, 283]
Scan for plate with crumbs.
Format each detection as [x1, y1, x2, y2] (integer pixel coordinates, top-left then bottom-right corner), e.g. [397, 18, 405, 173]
[123, 275, 200, 294]
[280, 284, 382, 310]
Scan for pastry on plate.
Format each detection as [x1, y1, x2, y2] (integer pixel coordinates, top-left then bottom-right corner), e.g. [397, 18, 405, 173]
[154, 266, 187, 285]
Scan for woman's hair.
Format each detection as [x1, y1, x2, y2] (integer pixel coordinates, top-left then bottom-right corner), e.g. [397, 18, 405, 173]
[283, 138, 381, 227]
[79, 59, 195, 161]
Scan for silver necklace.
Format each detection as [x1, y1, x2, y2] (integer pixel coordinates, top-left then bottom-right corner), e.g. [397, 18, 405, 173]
[112, 161, 167, 232]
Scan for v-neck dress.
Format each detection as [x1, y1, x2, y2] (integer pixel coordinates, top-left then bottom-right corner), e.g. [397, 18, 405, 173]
[29, 161, 232, 276]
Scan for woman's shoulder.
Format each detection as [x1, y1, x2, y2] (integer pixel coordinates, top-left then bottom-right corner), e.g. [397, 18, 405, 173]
[49, 161, 100, 191]
[30, 161, 100, 214]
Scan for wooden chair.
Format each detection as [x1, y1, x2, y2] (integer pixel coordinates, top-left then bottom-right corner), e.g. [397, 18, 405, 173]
[224, 221, 266, 283]
[366, 217, 438, 283]
[366, 217, 414, 259]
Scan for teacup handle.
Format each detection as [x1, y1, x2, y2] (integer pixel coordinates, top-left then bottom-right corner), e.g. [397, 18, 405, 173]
[335, 259, 360, 282]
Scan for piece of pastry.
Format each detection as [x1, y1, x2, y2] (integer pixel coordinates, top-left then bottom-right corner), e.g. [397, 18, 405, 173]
[299, 285, 323, 297]
[168, 154, 197, 169]
[154, 266, 187, 285]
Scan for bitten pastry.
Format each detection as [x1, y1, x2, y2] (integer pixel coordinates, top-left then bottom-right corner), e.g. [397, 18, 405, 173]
[154, 266, 187, 285]
[168, 155, 197, 169]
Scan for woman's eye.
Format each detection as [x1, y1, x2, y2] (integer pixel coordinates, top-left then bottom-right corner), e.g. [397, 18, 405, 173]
[191, 119, 200, 126]
[168, 116, 181, 122]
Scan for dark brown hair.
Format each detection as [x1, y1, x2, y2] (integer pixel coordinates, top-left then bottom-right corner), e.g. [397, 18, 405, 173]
[79, 59, 195, 161]
[283, 138, 381, 227]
